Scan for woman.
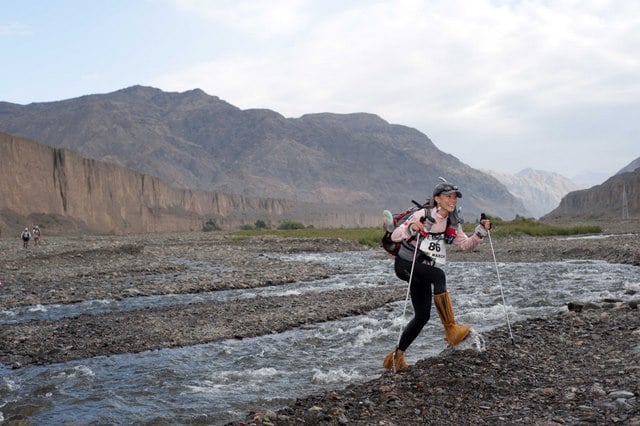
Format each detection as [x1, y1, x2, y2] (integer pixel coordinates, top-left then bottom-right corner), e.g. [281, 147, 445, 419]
[383, 179, 491, 371]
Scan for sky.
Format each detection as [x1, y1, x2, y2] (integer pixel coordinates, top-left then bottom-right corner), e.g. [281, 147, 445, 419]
[2, 0, 639, 186]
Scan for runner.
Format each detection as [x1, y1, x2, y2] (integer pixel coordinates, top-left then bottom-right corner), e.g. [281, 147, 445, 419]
[383, 178, 492, 371]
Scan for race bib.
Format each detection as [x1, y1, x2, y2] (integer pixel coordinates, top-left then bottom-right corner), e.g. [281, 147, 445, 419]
[419, 235, 447, 264]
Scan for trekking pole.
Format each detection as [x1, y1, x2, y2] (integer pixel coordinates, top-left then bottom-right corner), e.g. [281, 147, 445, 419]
[482, 214, 515, 346]
[392, 233, 421, 372]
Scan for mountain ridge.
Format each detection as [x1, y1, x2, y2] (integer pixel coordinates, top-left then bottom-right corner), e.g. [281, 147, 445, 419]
[617, 157, 640, 175]
[0, 85, 527, 221]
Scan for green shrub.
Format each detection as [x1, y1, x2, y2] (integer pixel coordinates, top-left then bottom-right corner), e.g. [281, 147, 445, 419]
[463, 215, 602, 237]
[278, 220, 305, 230]
[202, 219, 220, 232]
[255, 220, 269, 229]
[230, 217, 602, 247]
[240, 224, 254, 230]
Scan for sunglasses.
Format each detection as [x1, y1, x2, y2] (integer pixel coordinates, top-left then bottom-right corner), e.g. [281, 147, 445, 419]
[435, 184, 459, 195]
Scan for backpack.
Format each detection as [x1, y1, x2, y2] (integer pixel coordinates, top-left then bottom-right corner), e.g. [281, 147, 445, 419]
[381, 199, 433, 256]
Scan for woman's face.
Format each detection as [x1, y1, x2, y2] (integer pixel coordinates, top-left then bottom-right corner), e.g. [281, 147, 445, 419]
[435, 193, 458, 213]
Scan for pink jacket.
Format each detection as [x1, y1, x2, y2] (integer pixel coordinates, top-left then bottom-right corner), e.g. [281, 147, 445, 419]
[390, 207, 482, 252]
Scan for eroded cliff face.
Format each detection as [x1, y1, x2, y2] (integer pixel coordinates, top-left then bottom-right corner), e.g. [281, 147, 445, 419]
[544, 170, 639, 219]
[0, 133, 378, 234]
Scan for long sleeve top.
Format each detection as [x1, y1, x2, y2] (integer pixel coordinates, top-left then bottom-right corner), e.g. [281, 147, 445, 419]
[390, 207, 482, 252]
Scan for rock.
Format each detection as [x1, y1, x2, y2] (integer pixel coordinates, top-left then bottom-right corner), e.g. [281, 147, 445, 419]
[2, 232, 640, 425]
[590, 383, 606, 396]
[567, 301, 601, 312]
[608, 390, 635, 399]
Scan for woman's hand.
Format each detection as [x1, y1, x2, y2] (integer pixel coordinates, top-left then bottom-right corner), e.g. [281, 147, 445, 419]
[410, 221, 425, 233]
[475, 216, 491, 239]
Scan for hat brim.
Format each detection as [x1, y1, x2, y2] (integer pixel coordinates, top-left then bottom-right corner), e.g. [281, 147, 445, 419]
[438, 190, 462, 198]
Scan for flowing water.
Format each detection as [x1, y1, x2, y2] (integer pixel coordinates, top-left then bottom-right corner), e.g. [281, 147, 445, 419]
[1, 250, 639, 425]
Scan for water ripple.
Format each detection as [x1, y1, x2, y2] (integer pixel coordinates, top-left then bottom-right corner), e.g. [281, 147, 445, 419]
[1, 253, 639, 425]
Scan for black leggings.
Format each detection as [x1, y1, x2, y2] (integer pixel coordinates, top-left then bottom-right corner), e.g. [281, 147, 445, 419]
[394, 257, 447, 352]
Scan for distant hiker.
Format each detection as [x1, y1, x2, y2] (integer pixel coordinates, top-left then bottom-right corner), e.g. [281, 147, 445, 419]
[32, 225, 41, 247]
[21, 227, 31, 249]
[383, 178, 492, 371]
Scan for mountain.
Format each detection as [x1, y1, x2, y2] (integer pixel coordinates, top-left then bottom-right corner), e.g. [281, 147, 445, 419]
[616, 157, 640, 175]
[0, 132, 375, 234]
[484, 168, 583, 218]
[544, 168, 639, 219]
[0, 85, 526, 221]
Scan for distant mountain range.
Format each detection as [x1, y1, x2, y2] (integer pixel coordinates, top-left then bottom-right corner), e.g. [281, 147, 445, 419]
[483, 168, 584, 218]
[0, 86, 637, 229]
[0, 85, 526, 221]
[490, 162, 640, 220]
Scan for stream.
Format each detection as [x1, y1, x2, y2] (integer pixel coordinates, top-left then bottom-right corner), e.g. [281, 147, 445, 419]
[1, 251, 639, 424]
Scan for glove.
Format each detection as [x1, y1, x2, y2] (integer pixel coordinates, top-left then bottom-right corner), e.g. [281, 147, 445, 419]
[474, 224, 488, 238]
[480, 213, 492, 230]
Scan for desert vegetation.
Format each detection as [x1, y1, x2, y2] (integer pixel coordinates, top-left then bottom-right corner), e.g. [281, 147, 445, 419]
[230, 217, 603, 248]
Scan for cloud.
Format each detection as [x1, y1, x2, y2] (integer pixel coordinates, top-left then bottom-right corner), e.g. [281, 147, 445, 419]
[153, 0, 640, 176]
[159, 1, 639, 111]
[172, 0, 310, 37]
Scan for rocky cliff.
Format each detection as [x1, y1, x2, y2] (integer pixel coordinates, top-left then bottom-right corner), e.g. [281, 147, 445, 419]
[544, 168, 639, 219]
[0, 133, 377, 235]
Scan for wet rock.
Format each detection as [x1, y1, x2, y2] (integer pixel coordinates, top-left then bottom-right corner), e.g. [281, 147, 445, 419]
[2, 231, 640, 424]
[609, 390, 635, 399]
[233, 304, 640, 425]
[568, 301, 601, 312]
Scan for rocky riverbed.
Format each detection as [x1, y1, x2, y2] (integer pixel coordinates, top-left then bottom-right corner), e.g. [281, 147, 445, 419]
[240, 305, 640, 425]
[1, 228, 639, 424]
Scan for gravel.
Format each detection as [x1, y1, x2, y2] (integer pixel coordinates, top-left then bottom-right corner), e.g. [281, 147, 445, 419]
[1, 229, 639, 425]
[240, 305, 639, 425]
